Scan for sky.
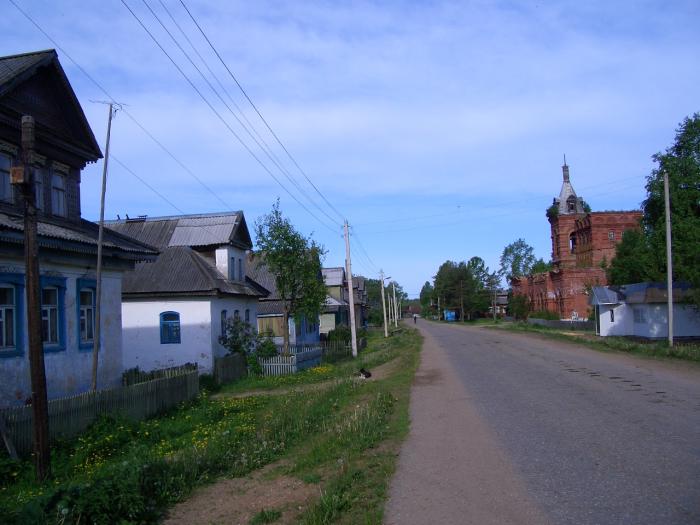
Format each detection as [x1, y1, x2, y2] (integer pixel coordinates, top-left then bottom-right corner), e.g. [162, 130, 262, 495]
[2, 0, 699, 297]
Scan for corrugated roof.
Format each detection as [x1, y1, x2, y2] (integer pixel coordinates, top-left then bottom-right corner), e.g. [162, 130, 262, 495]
[123, 246, 264, 297]
[0, 50, 54, 95]
[257, 300, 286, 316]
[590, 286, 621, 305]
[247, 253, 280, 300]
[590, 282, 693, 305]
[105, 220, 177, 250]
[0, 211, 157, 258]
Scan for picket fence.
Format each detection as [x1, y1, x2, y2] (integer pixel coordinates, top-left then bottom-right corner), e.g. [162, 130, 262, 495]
[260, 348, 323, 376]
[0, 368, 199, 457]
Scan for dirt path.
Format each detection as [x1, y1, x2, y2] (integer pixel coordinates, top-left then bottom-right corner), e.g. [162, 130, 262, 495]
[163, 461, 318, 525]
[384, 320, 549, 525]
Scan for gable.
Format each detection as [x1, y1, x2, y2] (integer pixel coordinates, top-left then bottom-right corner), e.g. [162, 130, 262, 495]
[0, 50, 101, 165]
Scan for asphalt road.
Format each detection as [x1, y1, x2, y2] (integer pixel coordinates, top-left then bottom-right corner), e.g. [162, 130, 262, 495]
[384, 320, 700, 525]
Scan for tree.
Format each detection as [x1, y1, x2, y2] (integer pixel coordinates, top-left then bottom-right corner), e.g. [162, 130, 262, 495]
[255, 201, 327, 351]
[419, 281, 434, 317]
[531, 258, 552, 274]
[607, 113, 700, 304]
[500, 239, 536, 282]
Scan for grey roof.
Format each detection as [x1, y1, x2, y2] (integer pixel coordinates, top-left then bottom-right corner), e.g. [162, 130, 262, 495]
[322, 267, 345, 287]
[106, 212, 251, 250]
[0, 49, 102, 161]
[0, 211, 157, 260]
[590, 282, 693, 305]
[247, 253, 280, 300]
[122, 246, 265, 298]
[257, 300, 286, 316]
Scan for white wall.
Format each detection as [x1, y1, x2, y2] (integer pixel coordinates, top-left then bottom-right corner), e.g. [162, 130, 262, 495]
[0, 259, 123, 407]
[215, 246, 247, 282]
[599, 303, 700, 338]
[320, 313, 336, 335]
[122, 298, 213, 373]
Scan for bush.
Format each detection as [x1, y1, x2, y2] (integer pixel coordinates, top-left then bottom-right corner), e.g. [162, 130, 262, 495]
[327, 326, 351, 344]
[529, 310, 560, 320]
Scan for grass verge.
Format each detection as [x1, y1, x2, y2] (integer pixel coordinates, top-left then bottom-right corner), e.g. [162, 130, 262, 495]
[0, 327, 421, 524]
[488, 321, 700, 361]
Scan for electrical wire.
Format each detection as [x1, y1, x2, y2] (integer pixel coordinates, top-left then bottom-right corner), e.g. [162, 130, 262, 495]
[178, 0, 347, 223]
[120, 0, 339, 235]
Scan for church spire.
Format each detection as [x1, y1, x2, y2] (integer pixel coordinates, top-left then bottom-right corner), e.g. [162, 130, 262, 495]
[562, 154, 570, 183]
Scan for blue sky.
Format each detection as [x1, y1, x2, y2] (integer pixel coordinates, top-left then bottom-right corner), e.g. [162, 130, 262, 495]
[2, 0, 699, 297]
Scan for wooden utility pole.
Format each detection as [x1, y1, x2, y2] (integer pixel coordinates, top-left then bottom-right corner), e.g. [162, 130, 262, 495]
[92, 103, 115, 390]
[380, 270, 388, 338]
[460, 280, 464, 322]
[663, 171, 674, 347]
[343, 220, 358, 357]
[15, 116, 51, 480]
[392, 282, 398, 327]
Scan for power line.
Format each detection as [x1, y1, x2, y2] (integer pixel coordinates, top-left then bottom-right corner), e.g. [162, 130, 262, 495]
[120, 0, 339, 235]
[178, 0, 346, 223]
[140, 0, 340, 228]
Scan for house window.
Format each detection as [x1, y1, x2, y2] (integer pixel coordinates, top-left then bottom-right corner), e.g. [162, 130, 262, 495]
[160, 311, 181, 344]
[221, 309, 227, 335]
[569, 233, 577, 253]
[234, 309, 240, 320]
[244, 309, 250, 323]
[0, 153, 12, 203]
[41, 287, 60, 345]
[0, 286, 16, 349]
[633, 308, 646, 324]
[608, 230, 615, 241]
[34, 167, 45, 211]
[229, 257, 235, 280]
[51, 173, 66, 217]
[610, 309, 614, 323]
[238, 258, 243, 281]
[79, 288, 95, 344]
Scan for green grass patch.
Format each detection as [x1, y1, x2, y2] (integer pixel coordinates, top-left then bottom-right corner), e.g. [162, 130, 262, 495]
[0, 328, 421, 524]
[490, 321, 700, 361]
[249, 508, 282, 524]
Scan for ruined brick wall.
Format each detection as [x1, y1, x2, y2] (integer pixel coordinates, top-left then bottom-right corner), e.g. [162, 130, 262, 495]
[574, 211, 643, 268]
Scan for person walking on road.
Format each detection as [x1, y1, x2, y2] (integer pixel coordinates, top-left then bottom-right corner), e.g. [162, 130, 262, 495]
[413, 313, 417, 324]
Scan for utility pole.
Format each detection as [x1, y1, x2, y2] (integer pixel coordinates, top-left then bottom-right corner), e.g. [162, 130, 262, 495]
[92, 103, 115, 390]
[14, 116, 50, 480]
[460, 280, 464, 322]
[380, 270, 388, 338]
[492, 278, 497, 322]
[343, 220, 358, 357]
[437, 296, 441, 320]
[392, 282, 398, 327]
[664, 171, 674, 347]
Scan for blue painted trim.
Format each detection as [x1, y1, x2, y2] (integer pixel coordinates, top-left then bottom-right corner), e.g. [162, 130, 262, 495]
[40, 275, 66, 353]
[160, 311, 181, 344]
[76, 278, 96, 352]
[0, 272, 25, 358]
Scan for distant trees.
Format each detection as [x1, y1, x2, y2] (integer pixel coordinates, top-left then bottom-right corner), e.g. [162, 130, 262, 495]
[608, 113, 700, 305]
[432, 257, 495, 320]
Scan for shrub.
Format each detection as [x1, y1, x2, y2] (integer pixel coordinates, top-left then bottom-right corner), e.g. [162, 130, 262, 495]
[529, 310, 560, 320]
[327, 326, 351, 344]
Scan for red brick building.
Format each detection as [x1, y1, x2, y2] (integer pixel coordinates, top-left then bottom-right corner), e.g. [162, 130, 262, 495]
[513, 163, 642, 319]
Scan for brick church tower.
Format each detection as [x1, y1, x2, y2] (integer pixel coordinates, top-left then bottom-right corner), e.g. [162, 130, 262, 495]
[512, 162, 642, 319]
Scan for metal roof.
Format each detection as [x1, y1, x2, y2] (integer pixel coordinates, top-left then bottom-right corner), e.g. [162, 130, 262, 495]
[122, 246, 264, 297]
[0, 211, 157, 259]
[590, 282, 693, 305]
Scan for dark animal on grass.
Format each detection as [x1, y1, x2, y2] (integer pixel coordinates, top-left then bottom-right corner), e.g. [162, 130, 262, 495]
[359, 368, 372, 379]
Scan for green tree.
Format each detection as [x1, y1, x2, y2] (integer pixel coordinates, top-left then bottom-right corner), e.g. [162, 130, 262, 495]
[500, 239, 536, 282]
[419, 281, 435, 317]
[531, 258, 552, 274]
[607, 113, 700, 304]
[255, 201, 327, 351]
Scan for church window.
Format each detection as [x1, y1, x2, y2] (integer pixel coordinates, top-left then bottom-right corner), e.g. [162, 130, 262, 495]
[569, 233, 577, 253]
[608, 230, 615, 240]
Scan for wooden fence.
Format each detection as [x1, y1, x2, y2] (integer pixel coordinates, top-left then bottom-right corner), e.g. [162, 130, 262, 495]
[213, 353, 247, 385]
[260, 348, 323, 376]
[122, 362, 198, 386]
[0, 368, 199, 457]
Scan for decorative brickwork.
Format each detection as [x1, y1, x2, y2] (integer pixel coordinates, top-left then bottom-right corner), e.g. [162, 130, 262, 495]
[512, 164, 642, 319]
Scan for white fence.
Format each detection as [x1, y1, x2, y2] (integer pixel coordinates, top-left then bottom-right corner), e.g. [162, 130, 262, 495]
[259, 348, 323, 376]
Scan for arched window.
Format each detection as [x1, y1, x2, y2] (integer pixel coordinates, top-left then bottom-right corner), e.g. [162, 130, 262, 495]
[234, 309, 240, 320]
[221, 309, 228, 336]
[569, 233, 577, 253]
[160, 311, 181, 344]
[0, 285, 16, 349]
[244, 309, 250, 323]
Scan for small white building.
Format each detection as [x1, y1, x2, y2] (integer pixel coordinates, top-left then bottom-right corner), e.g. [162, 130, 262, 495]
[0, 50, 157, 406]
[107, 213, 267, 374]
[591, 282, 700, 339]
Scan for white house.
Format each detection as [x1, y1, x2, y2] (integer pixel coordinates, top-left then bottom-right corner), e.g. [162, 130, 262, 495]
[591, 282, 700, 339]
[107, 212, 267, 374]
[0, 50, 157, 406]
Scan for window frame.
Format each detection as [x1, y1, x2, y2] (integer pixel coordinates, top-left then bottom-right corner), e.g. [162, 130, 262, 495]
[0, 152, 13, 203]
[238, 258, 243, 281]
[221, 309, 228, 336]
[40, 276, 66, 352]
[244, 309, 250, 323]
[160, 311, 181, 344]
[0, 273, 24, 358]
[76, 278, 96, 351]
[51, 172, 67, 217]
